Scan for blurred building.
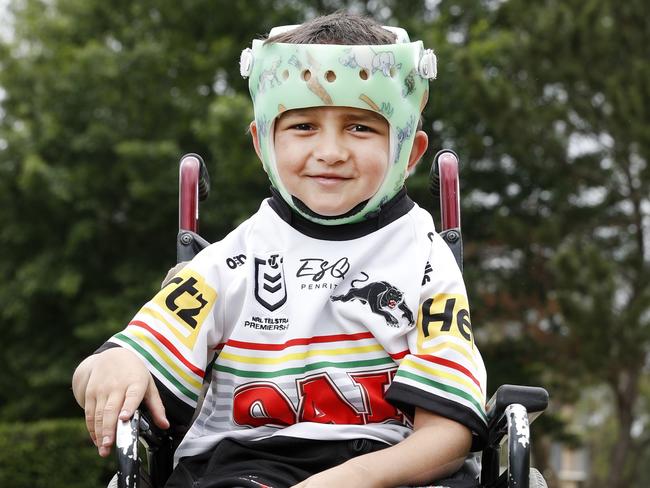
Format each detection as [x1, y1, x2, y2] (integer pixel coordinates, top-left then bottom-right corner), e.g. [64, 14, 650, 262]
[550, 442, 589, 488]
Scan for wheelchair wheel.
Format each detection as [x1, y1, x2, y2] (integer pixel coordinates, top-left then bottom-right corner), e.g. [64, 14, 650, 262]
[529, 467, 548, 488]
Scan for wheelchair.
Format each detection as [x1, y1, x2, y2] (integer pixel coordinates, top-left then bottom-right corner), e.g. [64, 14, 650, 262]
[109, 152, 549, 488]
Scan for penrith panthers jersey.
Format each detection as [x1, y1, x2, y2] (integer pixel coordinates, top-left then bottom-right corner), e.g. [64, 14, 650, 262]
[106, 190, 487, 462]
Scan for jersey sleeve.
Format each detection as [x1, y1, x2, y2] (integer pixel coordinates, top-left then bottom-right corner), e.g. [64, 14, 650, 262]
[385, 232, 488, 450]
[103, 248, 223, 412]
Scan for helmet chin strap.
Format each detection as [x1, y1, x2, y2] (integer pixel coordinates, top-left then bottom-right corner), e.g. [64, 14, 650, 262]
[291, 195, 371, 221]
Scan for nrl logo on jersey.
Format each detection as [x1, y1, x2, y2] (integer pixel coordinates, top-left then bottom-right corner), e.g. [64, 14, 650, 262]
[254, 253, 287, 311]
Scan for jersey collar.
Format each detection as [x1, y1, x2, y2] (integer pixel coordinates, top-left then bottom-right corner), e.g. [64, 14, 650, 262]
[267, 187, 415, 241]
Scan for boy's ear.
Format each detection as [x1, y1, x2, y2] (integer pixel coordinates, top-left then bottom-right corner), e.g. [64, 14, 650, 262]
[406, 130, 429, 173]
[249, 121, 263, 161]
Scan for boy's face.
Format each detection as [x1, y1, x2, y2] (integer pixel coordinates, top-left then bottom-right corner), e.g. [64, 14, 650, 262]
[270, 106, 390, 217]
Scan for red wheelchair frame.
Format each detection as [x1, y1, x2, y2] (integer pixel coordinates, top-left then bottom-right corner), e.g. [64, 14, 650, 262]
[112, 152, 549, 488]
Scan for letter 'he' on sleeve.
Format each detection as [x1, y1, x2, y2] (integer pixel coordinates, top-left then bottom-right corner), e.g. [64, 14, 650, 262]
[385, 232, 488, 450]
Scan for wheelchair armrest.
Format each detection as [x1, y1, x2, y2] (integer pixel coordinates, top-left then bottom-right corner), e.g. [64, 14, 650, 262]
[486, 384, 548, 428]
[115, 411, 141, 488]
[115, 409, 176, 488]
[481, 385, 549, 488]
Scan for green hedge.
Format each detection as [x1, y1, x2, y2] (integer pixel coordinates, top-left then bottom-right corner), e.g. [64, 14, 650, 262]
[0, 419, 114, 488]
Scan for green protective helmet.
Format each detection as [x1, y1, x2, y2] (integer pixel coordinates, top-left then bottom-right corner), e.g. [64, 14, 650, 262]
[240, 25, 437, 225]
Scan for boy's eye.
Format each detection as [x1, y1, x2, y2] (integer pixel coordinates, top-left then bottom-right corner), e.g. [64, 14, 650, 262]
[291, 123, 313, 130]
[350, 124, 372, 132]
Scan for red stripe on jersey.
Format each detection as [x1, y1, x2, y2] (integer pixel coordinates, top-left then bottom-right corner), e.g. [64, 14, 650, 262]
[129, 320, 204, 378]
[223, 331, 376, 351]
[415, 354, 482, 391]
[388, 350, 409, 360]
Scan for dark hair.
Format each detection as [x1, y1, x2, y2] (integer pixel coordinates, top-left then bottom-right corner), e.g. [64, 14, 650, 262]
[265, 11, 396, 45]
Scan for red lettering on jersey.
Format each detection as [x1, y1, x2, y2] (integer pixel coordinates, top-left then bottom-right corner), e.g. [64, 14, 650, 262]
[350, 370, 403, 423]
[297, 374, 363, 424]
[232, 382, 296, 427]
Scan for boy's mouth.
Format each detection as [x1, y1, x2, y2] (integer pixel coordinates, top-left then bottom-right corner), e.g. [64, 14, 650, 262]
[308, 174, 352, 185]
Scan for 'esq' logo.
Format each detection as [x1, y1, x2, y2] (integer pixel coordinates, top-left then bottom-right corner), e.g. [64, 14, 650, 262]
[296, 257, 350, 282]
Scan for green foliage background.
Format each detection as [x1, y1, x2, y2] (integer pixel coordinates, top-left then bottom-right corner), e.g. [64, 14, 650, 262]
[0, 1, 648, 487]
[0, 419, 113, 487]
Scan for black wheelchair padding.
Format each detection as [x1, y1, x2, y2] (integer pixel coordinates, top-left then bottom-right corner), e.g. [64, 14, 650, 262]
[487, 385, 549, 426]
[480, 385, 549, 488]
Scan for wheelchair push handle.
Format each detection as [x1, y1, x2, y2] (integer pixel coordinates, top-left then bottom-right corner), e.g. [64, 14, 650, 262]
[435, 150, 461, 231]
[179, 153, 210, 233]
[430, 150, 463, 272]
[177, 153, 211, 263]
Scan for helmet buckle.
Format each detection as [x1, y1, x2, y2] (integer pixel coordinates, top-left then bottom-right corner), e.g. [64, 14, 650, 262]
[418, 49, 437, 79]
[240, 48, 254, 78]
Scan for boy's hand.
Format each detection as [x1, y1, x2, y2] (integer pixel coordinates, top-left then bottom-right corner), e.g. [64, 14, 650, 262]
[73, 348, 169, 457]
[293, 410, 470, 488]
[292, 461, 385, 488]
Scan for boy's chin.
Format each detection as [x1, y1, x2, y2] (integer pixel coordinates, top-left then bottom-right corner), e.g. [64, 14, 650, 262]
[291, 194, 370, 221]
[304, 202, 353, 218]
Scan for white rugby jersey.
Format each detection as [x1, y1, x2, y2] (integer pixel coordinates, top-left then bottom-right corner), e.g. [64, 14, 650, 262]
[106, 190, 487, 461]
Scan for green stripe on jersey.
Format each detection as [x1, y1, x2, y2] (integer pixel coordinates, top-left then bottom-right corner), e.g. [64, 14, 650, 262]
[396, 370, 487, 422]
[115, 333, 199, 403]
[215, 356, 394, 378]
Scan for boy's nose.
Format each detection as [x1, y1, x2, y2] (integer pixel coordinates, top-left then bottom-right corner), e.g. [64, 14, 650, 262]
[312, 132, 350, 165]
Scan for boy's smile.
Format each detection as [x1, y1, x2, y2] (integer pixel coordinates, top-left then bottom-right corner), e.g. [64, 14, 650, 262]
[268, 106, 390, 217]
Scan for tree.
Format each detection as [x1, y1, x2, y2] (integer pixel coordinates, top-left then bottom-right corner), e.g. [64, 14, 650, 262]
[407, 1, 649, 486]
[0, 0, 306, 419]
[537, 2, 650, 485]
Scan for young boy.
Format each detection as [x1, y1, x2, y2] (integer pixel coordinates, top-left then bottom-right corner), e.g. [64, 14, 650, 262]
[73, 12, 487, 488]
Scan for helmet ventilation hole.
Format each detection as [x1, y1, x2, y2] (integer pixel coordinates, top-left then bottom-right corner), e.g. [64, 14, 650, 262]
[390, 67, 397, 78]
[301, 69, 312, 81]
[325, 70, 336, 82]
[282, 69, 289, 80]
[359, 69, 369, 80]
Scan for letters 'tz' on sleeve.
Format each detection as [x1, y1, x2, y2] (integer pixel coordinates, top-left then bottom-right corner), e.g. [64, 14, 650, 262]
[387, 233, 488, 449]
[109, 263, 219, 409]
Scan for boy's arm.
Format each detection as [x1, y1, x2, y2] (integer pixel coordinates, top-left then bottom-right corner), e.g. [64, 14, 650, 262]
[72, 347, 169, 457]
[73, 250, 223, 458]
[292, 407, 471, 488]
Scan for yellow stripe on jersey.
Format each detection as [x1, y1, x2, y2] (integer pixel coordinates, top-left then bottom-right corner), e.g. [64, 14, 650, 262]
[130, 328, 203, 391]
[219, 344, 385, 365]
[400, 357, 484, 403]
[413, 339, 480, 370]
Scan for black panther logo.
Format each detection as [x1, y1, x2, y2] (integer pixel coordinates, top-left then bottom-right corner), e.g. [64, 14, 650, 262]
[331, 275, 414, 327]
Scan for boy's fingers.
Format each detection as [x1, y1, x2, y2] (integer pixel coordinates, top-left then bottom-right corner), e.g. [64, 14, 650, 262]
[98, 443, 112, 458]
[93, 396, 107, 451]
[144, 378, 170, 430]
[100, 392, 123, 447]
[84, 398, 98, 446]
[119, 381, 147, 420]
